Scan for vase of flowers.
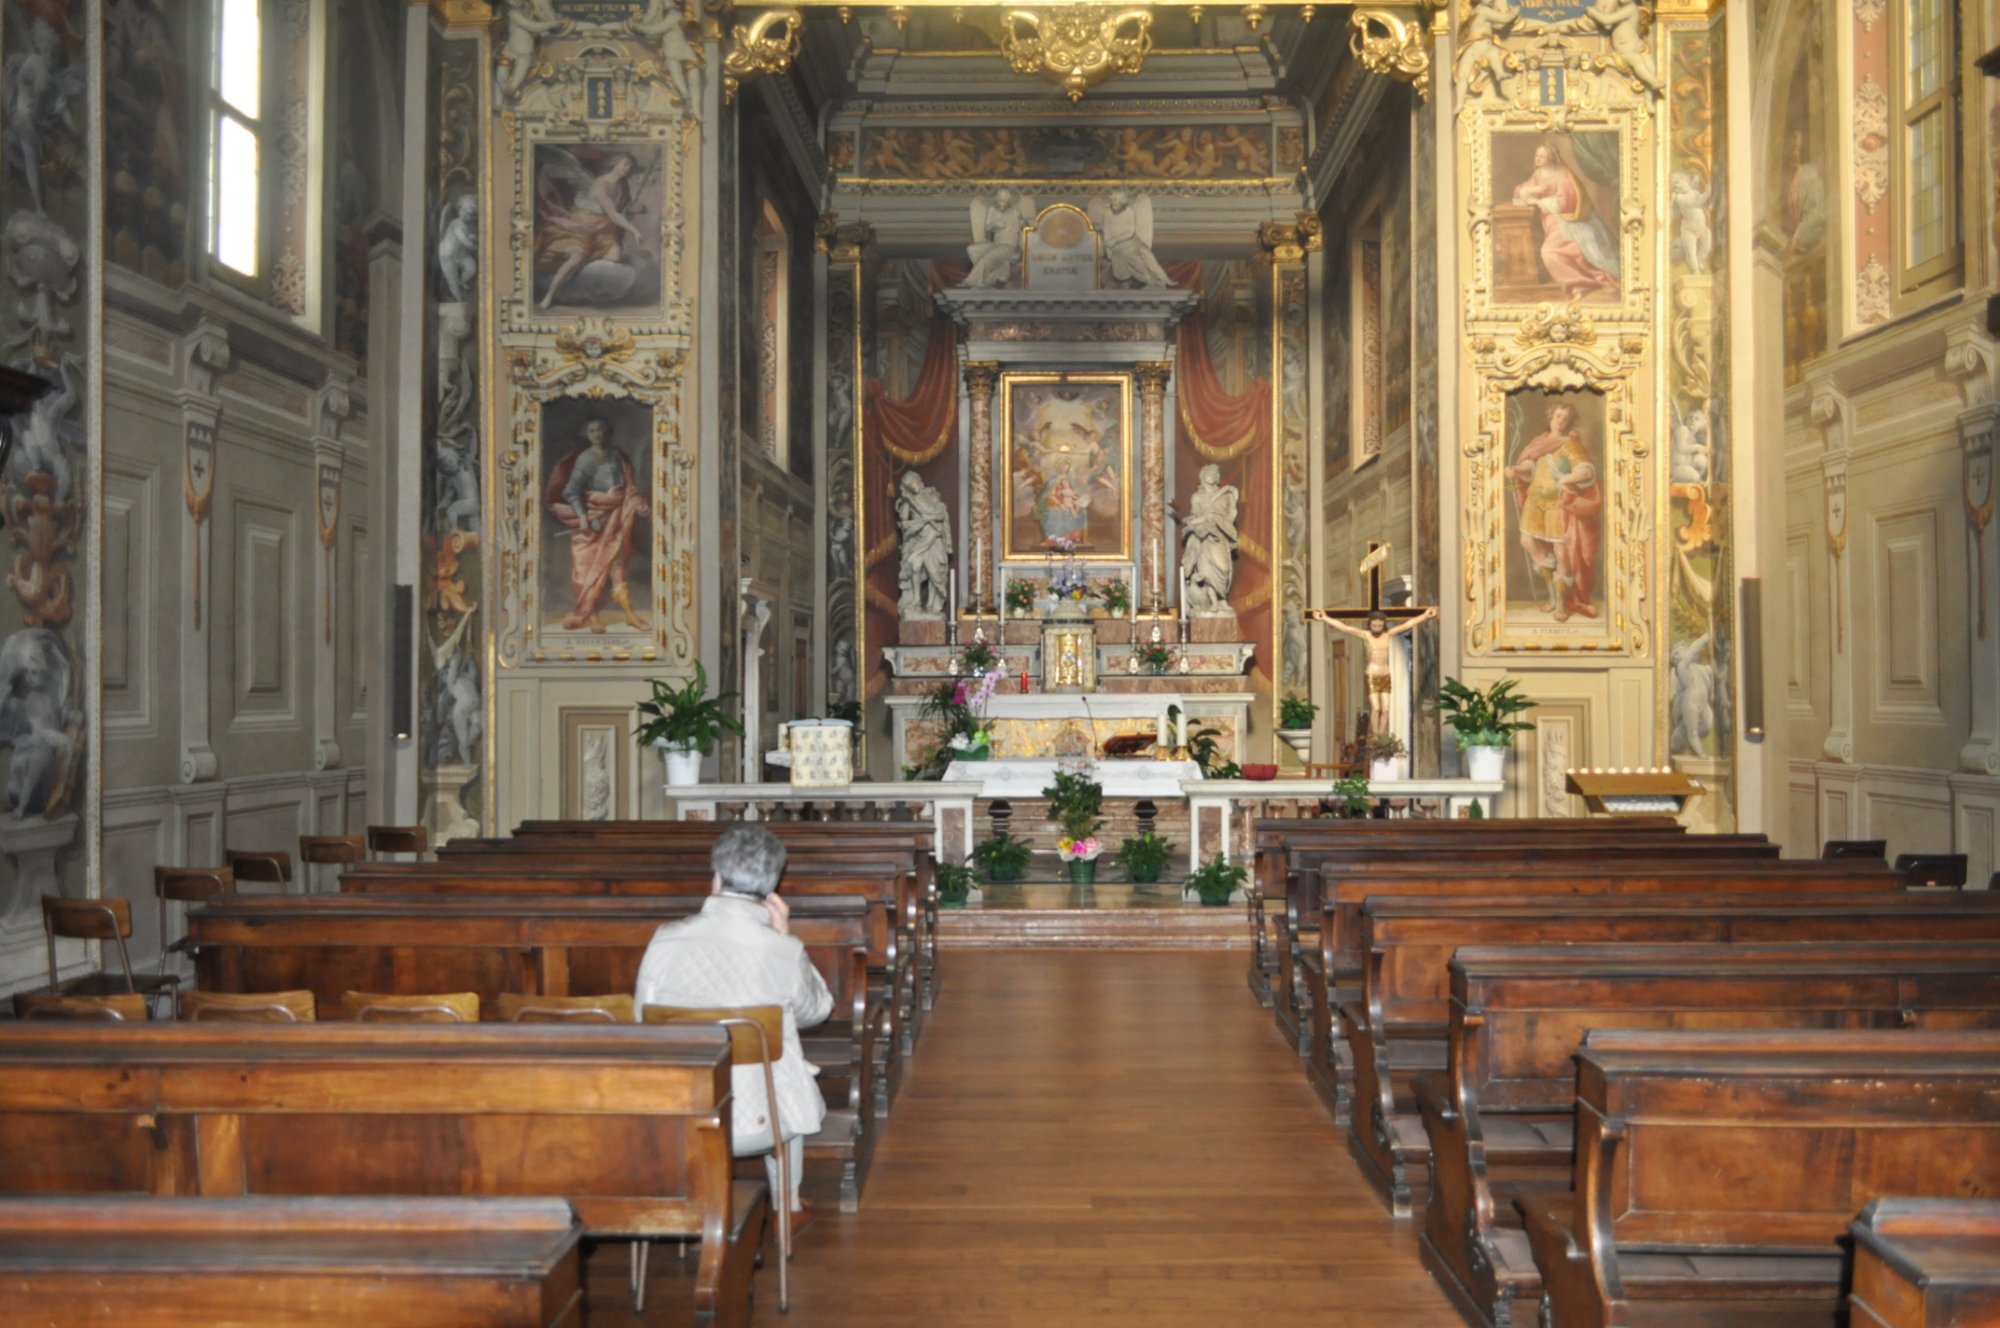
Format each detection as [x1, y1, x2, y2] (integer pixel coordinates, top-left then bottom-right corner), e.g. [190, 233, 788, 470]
[1045, 537, 1092, 618]
[1094, 579, 1131, 618]
[1132, 637, 1177, 675]
[1004, 578, 1039, 618]
[1058, 836, 1103, 884]
[944, 667, 1003, 762]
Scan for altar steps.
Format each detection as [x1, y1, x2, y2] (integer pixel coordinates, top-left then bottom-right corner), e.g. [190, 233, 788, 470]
[938, 881, 1246, 949]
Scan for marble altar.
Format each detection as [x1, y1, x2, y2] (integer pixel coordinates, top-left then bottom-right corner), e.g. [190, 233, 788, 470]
[943, 758, 1203, 799]
[885, 691, 1254, 770]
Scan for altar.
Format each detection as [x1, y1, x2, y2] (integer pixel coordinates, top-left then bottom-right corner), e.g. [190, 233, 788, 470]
[884, 691, 1255, 770]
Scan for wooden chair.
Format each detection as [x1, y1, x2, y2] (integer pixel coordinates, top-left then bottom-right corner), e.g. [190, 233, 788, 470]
[180, 989, 316, 1022]
[1824, 838, 1889, 859]
[12, 992, 149, 1021]
[153, 867, 233, 973]
[644, 1003, 792, 1313]
[367, 825, 430, 859]
[343, 990, 479, 1023]
[494, 993, 634, 1023]
[225, 850, 293, 893]
[40, 897, 179, 1019]
[298, 835, 365, 893]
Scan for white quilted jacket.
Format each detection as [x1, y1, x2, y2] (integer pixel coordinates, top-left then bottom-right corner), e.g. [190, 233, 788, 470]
[632, 893, 833, 1146]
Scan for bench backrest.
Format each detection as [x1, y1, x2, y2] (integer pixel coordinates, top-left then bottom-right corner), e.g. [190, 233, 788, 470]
[0, 1023, 733, 1240]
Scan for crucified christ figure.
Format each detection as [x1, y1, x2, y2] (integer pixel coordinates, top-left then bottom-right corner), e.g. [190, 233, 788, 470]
[1308, 606, 1438, 739]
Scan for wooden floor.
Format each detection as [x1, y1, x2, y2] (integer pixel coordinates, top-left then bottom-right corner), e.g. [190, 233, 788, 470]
[591, 949, 1462, 1325]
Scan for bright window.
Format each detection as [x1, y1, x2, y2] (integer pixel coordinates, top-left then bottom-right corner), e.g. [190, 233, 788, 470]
[1894, 0, 1962, 302]
[210, 0, 262, 277]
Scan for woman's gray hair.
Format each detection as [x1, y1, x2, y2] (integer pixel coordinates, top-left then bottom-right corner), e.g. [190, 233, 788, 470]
[711, 825, 787, 898]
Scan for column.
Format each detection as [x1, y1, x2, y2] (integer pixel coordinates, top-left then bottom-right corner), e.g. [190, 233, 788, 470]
[1962, 402, 1999, 775]
[1136, 361, 1173, 613]
[964, 361, 999, 614]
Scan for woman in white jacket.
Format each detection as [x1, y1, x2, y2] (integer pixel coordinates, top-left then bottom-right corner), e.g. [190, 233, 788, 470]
[634, 826, 832, 1231]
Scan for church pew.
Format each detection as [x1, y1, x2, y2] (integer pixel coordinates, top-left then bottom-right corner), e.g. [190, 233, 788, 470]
[1328, 872, 1904, 1200]
[1412, 935, 2000, 1327]
[0, 1195, 585, 1327]
[339, 858, 921, 1091]
[187, 892, 881, 1212]
[0, 1022, 764, 1328]
[1518, 1029, 2000, 1328]
[1849, 1198, 2000, 1328]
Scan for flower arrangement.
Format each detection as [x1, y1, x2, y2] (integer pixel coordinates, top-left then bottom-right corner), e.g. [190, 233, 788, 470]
[1094, 579, 1131, 616]
[956, 636, 1000, 677]
[945, 668, 1004, 760]
[1046, 536, 1090, 606]
[1004, 579, 1039, 615]
[1057, 836, 1103, 863]
[1133, 638, 1177, 674]
[1364, 730, 1407, 761]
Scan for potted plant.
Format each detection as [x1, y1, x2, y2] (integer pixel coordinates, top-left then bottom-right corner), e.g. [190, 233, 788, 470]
[1132, 638, 1176, 675]
[1364, 730, 1407, 783]
[1184, 854, 1246, 907]
[1043, 768, 1104, 882]
[1275, 694, 1317, 762]
[1116, 830, 1174, 885]
[1438, 676, 1537, 783]
[637, 663, 743, 787]
[1057, 835, 1103, 884]
[971, 834, 1031, 884]
[935, 860, 975, 908]
[1004, 578, 1038, 618]
[1094, 579, 1131, 618]
[1330, 774, 1371, 817]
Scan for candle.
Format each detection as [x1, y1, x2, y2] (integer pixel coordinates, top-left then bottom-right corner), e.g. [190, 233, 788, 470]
[948, 558, 957, 622]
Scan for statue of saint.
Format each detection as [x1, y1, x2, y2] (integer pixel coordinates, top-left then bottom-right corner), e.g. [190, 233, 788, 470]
[1179, 464, 1239, 617]
[894, 472, 952, 619]
[962, 189, 1034, 288]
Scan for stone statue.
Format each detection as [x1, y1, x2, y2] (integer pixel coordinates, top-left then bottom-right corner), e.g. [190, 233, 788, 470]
[498, 0, 566, 103]
[626, 0, 702, 109]
[1093, 190, 1173, 288]
[436, 195, 478, 303]
[1313, 607, 1439, 740]
[1586, 0, 1662, 95]
[894, 471, 952, 619]
[1453, 0, 1519, 100]
[963, 189, 1033, 288]
[0, 628, 79, 819]
[1179, 464, 1239, 617]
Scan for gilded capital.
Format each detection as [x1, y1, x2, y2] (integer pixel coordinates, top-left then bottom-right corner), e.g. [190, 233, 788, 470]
[814, 215, 875, 264]
[964, 361, 1001, 397]
[1257, 213, 1322, 264]
[1134, 361, 1173, 395]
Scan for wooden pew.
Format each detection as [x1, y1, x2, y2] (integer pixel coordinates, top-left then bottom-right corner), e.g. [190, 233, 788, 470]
[339, 859, 918, 1103]
[1414, 932, 2000, 1327]
[1517, 1029, 2000, 1328]
[187, 892, 880, 1212]
[1326, 870, 1904, 1209]
[1849, 1198, 2000, 1328]
[0, 1023, 764, 1328]
[0, 1195, 584, 1327]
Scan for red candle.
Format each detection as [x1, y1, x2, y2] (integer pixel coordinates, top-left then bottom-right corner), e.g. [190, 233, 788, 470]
[1019, 669, 1030, 694]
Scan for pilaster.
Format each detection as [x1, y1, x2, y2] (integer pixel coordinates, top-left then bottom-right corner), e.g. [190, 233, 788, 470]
[964, 361, 1000, 614]
[311, 379, 354, 773]
[1134, 361, 1173, 614]
[1961, 401, 2000, 775]
[175, 321, 229, 785]
[1810, 381, 1855, 764]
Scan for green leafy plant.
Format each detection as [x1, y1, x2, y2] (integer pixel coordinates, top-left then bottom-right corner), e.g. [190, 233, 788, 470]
[958, 638, 1000, 676]
[1332, 775, 1371, 816]
[1184, 854, 1246, 906]
[635, 663, 743, 755]
[1004, 579, 1039, 614]
[826, 700, 863, 726]
[971, 835, 1032, 884]
[1186, 724, 1241, 780]
[1437, 676, 1537, 748]
[1364, 730, 1407, 761]
[910, 678, 977, 780]
[1278, 694, 1318, 729]
[935, 860, 976, 907]
[1133, 639, 1177, 674]
[1042, 769, 1104, 841]
[1095, 579, 1131, 615]
[1116, 831, 1174, 884]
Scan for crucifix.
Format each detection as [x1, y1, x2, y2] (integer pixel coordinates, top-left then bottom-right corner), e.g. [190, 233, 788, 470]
[1305, 543, 1437, 739]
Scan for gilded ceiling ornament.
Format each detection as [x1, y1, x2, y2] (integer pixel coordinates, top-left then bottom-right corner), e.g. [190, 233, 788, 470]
[1348, 9, 1430, 102]
[999, 5, 1155, 103]
[722, 8, 803, 103]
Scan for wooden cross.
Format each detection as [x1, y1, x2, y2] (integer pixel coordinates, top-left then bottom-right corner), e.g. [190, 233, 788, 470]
[1303, 543, 1430, 630]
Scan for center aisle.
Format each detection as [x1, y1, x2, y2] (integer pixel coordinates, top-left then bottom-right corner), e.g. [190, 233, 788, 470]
[749, 949, 1461, 1326]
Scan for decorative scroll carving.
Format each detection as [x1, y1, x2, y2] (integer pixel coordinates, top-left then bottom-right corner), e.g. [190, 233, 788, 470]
[1350, 9, 1430, 102]
[999, 5, 1155, 103]
[722, 8, 803, 103]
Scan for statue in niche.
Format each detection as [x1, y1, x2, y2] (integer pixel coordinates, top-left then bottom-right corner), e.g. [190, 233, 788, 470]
[626, 0, 702, 109]
[894, 471, 952, 619]
[0, 628, 79, 820]
[1179, 464, 1239, 617]
[497, 0, 566, 103]
[962, 189, 1034, 288]
[1092, 190, 1173, 288]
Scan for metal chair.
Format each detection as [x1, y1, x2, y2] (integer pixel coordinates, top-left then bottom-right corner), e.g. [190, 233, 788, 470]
[494, 993, 634, 1023]
[298, 835, 366, 892]
[366, 825, 430, 859]
[40, 896, 180, 1019]
[180, 989, 316, 1022]
[153, 866, 234, 975]
[343, 990, 479, 1023]
[13, 992, 149, 1021]
[642, 1003, 791, 1313]
[225, 849, 293, 893]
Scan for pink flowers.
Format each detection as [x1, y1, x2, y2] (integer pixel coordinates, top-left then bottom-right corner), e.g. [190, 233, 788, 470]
[1057, 836, 1102, 862]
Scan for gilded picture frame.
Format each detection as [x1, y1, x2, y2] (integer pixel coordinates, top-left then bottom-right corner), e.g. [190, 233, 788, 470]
[999, 372, 1134, 562]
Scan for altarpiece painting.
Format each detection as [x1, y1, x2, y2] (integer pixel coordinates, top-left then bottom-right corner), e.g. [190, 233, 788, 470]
[1001, 374, 1132, 561]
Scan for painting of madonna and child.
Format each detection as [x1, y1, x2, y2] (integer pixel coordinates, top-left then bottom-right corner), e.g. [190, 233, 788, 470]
[1002, 376, 1133, 560]
[532, 143, 666, 313]
[1504, 388, 1607, 629]
[1490, 132, 1623, 305]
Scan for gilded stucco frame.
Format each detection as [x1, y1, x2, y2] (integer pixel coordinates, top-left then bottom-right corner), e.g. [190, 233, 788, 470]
[998, 370, 1134, 562]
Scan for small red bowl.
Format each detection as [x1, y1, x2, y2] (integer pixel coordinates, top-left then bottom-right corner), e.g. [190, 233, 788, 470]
[1239, 763, 1278, 781]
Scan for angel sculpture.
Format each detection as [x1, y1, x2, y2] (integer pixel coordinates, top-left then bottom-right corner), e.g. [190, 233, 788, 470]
[498, 0, 566, 103]
[437, 195, 478, 304]
[626, 0, 702, 109]
[1587, 0, 1662, 95]
[533, 147, 652, 311]
[962, 189, 1033, 288]
[8, 360, 79, 504]
[1092, 190, 1173, 288]
[1453, 0, 1520, 100]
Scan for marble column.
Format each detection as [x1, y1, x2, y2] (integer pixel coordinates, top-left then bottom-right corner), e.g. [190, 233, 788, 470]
[964, 361, 999, 614]
[1136, 361, 1173, 613]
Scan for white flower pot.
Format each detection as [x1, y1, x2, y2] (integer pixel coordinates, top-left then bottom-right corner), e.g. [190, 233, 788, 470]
[1369, 757, 1401, 782]
[1464, 744, 1508, 783]
[1275, 728, 1312, 761]
[658, 741, 705, 787]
